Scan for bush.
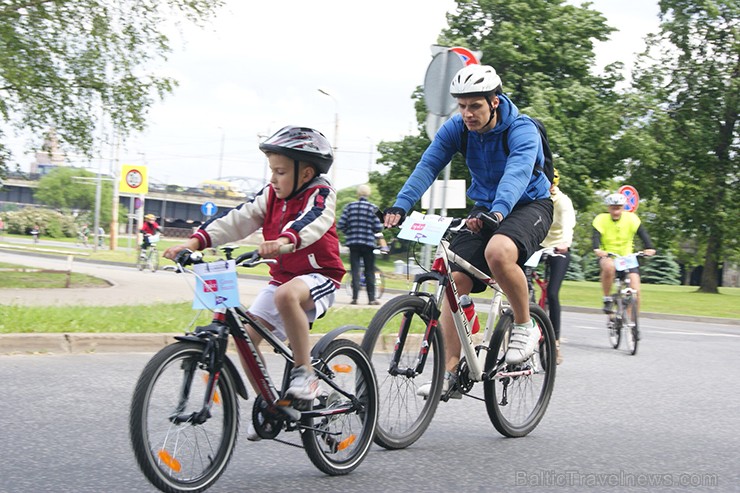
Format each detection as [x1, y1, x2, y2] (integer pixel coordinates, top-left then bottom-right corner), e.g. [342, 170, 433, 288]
[2, 207, 77, 238]
[565, 251, 585, 281]
[641, 252, 681, 285]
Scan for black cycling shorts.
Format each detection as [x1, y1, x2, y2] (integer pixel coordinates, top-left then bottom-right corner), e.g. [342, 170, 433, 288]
[450, 199, 553, 293]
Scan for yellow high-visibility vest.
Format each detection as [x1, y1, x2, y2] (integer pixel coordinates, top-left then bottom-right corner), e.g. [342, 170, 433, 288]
[592, 212, 641, 256]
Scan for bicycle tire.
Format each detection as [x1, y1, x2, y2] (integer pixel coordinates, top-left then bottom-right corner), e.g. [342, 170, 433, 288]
[483, 304, 556, 438]
[361, 294, 445, 449]
[137, 250, 146, 271]
[301, 339, 378, 475]
[608, 294, 621, 349]
[623, 296, 638, 355]
[130, 342, 239, 493]
[150, 248, 160, 272]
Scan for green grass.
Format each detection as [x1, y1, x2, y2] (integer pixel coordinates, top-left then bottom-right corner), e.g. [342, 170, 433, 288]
[0, 303, 379, 334]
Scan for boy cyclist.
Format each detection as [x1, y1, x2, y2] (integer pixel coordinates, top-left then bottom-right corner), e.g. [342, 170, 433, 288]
[164, 125, 345, 405]
[140, 214, 162, 257]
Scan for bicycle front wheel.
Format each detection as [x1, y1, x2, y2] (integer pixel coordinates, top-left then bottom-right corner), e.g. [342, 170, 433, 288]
[483, 304, 556, 438]
[150, 249, 160, 272]
[302, 339, 378, 475]
[137, 251, 146, 271]
[361, 294, 445, 449]
[623, 297, 639, 355]
[130, 342, 240, 493]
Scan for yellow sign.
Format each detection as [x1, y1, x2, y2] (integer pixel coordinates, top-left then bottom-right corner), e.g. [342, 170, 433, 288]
[119, 165, 149, 194]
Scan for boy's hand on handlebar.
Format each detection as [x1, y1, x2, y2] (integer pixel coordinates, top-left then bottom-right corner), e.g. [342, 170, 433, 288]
[259, 239, 292, 259]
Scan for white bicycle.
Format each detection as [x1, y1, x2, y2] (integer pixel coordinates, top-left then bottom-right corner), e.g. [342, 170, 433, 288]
[361, 214, 556, 449]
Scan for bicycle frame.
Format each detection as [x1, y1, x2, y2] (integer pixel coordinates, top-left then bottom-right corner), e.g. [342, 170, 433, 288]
[408, 237, 507, 383]
[177, 288, 361, 424]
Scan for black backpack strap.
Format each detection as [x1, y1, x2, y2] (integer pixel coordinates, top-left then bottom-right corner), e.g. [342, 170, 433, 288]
[502, 117, 545, 178]
[460, 124, 469, 158]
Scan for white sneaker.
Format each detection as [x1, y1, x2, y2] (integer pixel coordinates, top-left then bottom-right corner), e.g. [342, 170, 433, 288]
[286, 365, 319, 401]
[246, 420, 261, 442]
[416, 371, 462, 400]
[505, 320, 541, 364]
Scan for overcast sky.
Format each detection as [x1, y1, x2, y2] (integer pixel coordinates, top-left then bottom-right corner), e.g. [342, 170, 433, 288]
[12, 0, 660, 192]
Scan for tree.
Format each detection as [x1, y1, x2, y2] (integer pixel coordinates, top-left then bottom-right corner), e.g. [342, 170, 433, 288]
[0, 0, 224, 177]
[641, 252, 681, 285]
[623, 0, 739, 293]
[34, 167, 115, 226]
[370, 0, 625, 214]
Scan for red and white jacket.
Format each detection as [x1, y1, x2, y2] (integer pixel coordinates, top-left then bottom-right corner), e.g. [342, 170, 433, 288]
[191, 177, 345, 287]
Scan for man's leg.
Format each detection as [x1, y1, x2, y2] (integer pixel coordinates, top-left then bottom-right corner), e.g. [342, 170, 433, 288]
[362, 245, 377, 302]
[600, 257, 616, 312]
[629, 271, 642, 310]
[485, 234, 529, 324]
[485, 234, 540, 365]
[349, 246, 361, 302]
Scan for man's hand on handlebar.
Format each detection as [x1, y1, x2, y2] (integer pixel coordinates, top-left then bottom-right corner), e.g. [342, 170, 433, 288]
[467, 210, 502, 233]
[383, 207, 406, 229]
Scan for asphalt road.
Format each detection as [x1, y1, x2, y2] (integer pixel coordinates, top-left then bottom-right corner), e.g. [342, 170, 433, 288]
[1, 314, 738, 493]
[1, 247, 739, 492]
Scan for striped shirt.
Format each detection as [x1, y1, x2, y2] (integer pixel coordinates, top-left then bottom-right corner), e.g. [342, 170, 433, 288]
[337, 197, 383, 247]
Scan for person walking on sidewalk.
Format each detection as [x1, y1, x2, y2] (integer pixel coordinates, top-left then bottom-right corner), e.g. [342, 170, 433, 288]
[337, 184, 384, 305]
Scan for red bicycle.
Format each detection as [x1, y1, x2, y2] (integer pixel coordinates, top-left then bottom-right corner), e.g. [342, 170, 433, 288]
[524, 248, 555, 312]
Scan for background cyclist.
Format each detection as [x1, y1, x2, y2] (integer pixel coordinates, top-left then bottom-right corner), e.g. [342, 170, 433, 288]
[139, 213, 162, 257]
[592, 192, 656, 315]
[383, 64, 553, 397]
[539, 168, 576, 365]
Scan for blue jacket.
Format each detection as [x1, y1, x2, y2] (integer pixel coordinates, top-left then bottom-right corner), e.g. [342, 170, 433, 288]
[394, 94, 551, 218]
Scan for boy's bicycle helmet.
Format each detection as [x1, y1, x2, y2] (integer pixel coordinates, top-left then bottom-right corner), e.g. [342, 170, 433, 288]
[449, 64, 502, 98]
[605, 193, 627, 206]
[144, 214, 156, 221]
[259, 126, 333, 174]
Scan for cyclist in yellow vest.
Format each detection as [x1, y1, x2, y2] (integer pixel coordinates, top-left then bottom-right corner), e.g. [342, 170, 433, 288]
[592, 193, 656, 313]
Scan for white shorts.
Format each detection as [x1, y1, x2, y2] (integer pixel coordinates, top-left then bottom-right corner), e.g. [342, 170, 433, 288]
[247, 274, 337, 341]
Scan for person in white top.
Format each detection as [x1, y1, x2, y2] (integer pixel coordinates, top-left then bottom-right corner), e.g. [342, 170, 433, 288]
[539, 168, 576, 364]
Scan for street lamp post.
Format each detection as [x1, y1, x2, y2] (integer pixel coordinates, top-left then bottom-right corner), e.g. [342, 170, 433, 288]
[317, 88, 339, 186]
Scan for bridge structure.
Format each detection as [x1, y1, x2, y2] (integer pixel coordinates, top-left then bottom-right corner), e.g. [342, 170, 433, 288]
[0, 177, 257, 232]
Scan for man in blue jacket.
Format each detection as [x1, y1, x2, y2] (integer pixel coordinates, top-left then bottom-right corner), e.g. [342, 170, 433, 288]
[383, 64, 553, 397]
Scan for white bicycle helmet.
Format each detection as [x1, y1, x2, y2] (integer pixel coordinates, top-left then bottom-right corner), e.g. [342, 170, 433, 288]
[605, 193, 627, 206]
[259, 126, 333, 174]
[449, 64, 503, 98]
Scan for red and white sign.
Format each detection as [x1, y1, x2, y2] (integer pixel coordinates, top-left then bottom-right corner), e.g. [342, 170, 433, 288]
[451, 47, 480, 66]
[618, 185, 640, 212]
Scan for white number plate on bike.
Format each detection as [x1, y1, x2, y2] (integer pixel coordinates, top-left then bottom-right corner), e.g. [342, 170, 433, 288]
[192, 260, 241, 309]
[397, 211, 453, 245]
[615, 255, 639, 271]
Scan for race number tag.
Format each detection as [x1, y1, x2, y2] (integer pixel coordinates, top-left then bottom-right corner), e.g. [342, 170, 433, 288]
[397, 211, 454, 246]
[192, 260, 240, 309]
[615, 255, 639, 272]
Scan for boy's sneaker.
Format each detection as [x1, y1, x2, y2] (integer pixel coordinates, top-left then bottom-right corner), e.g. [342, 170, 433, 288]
[286, 365, 319, 401]
[416, 371, 462, 400]
[246, 420, 261, 442]
[505, 320, 541, 365]
[603, 296, 614, 314]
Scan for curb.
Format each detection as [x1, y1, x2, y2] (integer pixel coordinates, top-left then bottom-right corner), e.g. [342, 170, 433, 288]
[0, 331, 404, 356]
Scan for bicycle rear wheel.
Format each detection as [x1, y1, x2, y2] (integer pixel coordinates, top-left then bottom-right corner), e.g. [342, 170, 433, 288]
[361, 294, 445, 449]
[374, 269, 385, 299]
[130, 342, 239, 493]
[302, 339, 378, 475]
[623, 297, 639, 355]
[483, 304, 556, 437]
